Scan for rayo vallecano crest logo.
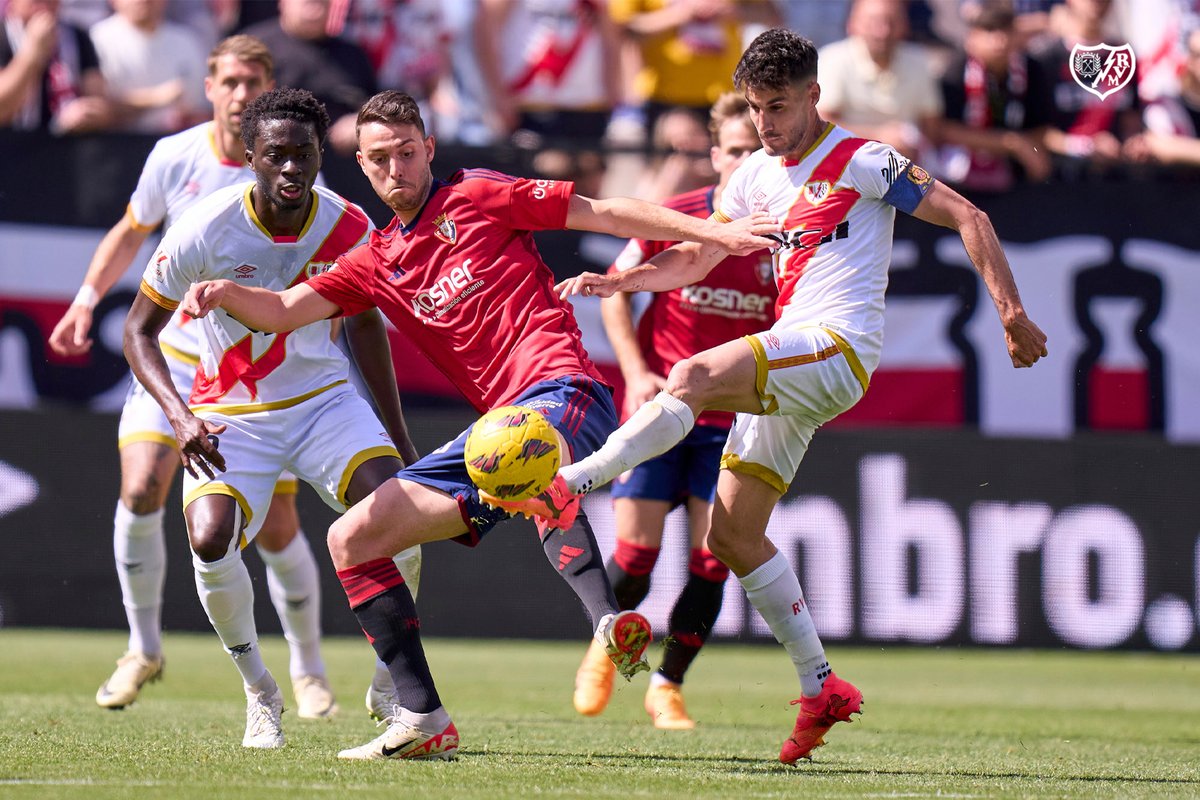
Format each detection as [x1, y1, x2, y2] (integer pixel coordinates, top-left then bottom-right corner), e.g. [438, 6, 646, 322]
[432, 213, 457, 245]
[1069, 43, 1135, 101]
[803, 180, 831, 204]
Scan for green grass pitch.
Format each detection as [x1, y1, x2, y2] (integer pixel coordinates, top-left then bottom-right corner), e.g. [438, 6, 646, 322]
[0, 629, 1197, 799]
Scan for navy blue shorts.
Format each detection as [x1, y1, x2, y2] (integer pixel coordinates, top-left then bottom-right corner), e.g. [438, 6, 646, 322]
[610, 423, 729, 507]
[396, 374, 617, 546]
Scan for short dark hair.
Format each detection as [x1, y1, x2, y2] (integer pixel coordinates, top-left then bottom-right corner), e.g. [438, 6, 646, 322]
[240, 87, 330, 151]
[356, 90, 426, 140]
[732, 28, 819, 92]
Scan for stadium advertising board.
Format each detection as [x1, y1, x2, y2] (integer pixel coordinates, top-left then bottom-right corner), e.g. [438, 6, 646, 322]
[2, 409, 1195, 652]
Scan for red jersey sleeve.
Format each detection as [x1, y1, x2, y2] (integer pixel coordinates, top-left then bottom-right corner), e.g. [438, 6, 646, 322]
[458, 169, 574, 231]
[307, 247, 375, 317]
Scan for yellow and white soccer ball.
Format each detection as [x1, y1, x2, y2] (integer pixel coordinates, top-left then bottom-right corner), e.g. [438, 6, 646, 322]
[464, 405, 561, 501]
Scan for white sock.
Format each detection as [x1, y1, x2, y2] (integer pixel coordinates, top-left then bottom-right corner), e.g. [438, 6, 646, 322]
[193, 548, 266, 687]
[398, 704, 452, 733]
[260, 532, 324, 679]
[113, 502, 165, 656]
[739, 551, 829, 697]
[392, 545, 422, 601]
[245, 671, 279, 698]
[560, 391, 695, 493]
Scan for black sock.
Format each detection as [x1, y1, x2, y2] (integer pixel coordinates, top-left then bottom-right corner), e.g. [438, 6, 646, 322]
[607, 559, 652, 610]
[541, 511, 617, 628]
[338, 559, 441, 713]
[659, 572, 726, 684]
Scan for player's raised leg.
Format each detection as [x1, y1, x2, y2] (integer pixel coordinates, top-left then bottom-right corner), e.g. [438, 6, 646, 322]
[96, 439, 175, 709]
[558, 339, 762, 506]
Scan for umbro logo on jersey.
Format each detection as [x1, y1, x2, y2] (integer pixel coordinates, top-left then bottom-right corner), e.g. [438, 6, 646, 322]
[233, 263, 256, 280]
[432, 213, 457, 245]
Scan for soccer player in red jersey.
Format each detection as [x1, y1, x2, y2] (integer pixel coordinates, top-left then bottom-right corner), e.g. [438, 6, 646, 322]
[180, 90, 778, 760]
[572, 92, 777, 728]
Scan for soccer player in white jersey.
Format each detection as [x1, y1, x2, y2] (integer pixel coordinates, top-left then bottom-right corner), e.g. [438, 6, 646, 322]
[45, 35, 410, 719]
[551, 28, 1050, 764]
[122, 88, 419, 749]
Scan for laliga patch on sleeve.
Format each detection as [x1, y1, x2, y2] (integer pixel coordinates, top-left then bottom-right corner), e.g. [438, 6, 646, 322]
[883, 161, 934, 215]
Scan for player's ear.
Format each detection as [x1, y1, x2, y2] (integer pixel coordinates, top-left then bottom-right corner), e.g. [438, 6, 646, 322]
[809, 80, 821, 107]
[425, 135, 436, 164]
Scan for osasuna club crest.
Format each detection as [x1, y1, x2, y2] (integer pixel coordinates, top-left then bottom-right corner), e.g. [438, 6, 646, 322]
[432, 213, 457, 245]
[1069, 43, 1135, 101]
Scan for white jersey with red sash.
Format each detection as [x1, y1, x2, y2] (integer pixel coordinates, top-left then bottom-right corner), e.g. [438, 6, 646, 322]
[715, 122, 934, 377]
[139, 182, 373, 413]
[127, 122, 256, 361]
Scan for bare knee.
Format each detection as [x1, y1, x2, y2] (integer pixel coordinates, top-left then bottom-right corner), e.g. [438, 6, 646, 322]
[185, 497, 240, 563]
[120, 471, 170, 515]
[190, 525, 236, 563]
[706, 524, 739, 566]
[327, 515, 356, 569]
[664, 358, 707, 405]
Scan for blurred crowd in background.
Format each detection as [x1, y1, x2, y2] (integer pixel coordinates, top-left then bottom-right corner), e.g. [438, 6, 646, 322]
[4, 0, 1200, 201]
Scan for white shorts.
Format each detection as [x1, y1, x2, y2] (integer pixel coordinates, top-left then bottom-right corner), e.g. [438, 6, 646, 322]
[117, 349, 197, 450]
[721, 325, 869, 494]
[182, 383, 399, 542]
[117, 349, 298, 492]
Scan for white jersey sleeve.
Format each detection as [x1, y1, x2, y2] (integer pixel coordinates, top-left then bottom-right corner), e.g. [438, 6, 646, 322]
[843, 139, 933, 214]
[127, 139, 175, 232]
[716, 159, 753, 223]
[139, 213, 208, 310]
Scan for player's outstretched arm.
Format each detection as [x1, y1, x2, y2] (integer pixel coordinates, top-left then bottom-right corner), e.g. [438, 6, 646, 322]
[124, 291, 226, 479]
[49, 214, 152, 356]
[912, 181, 1048, 368]
[183, 280, 339, 333]
[565, 194, 780, 255]
[556, 241, 723, 300]
[344, 309, 420, 466]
